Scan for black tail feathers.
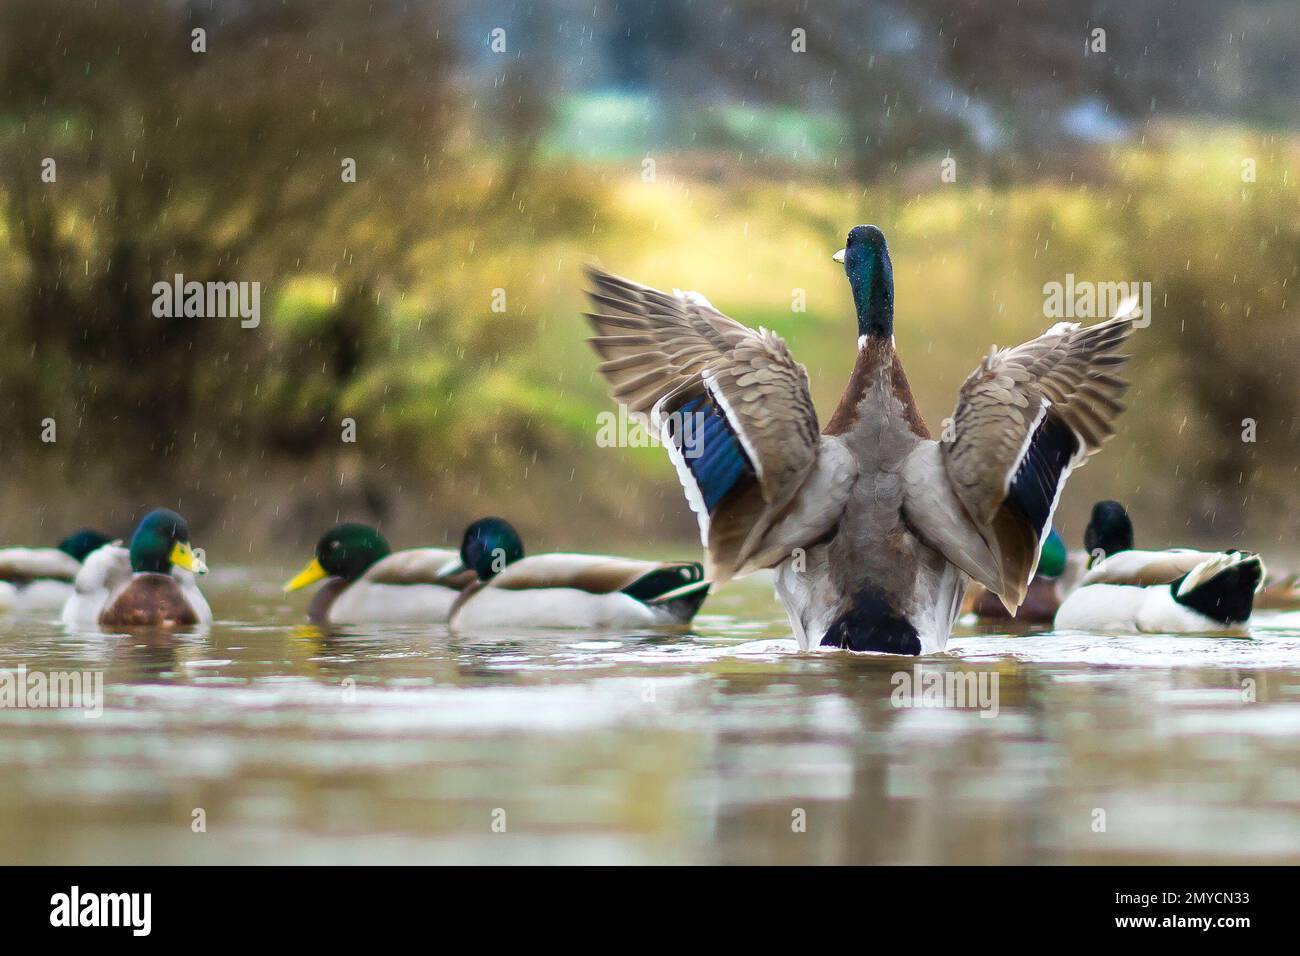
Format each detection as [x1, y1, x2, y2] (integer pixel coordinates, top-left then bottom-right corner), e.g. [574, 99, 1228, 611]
[622, 563, 704, 603]
[1173, 552, 1264, 625]
[644, 579, 711, 623]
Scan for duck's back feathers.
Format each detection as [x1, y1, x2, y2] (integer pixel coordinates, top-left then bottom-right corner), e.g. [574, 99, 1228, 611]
[488, 553, 703, 598]
[902, 441, 1005, 595]
[1080, 549, 1216, 586]
[584, 265, 822, 581]
[363, 547, 469, 587]
[0, 547, 82, 584]
[935, 308, 1136, 610]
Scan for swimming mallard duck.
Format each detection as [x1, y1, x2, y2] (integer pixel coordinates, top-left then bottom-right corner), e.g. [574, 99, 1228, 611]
[965, 528, 1087, 623]
[443, 517, 711, 629]
[1054, 500, 1265, 633]
[0, 529, 113, 613]
[283, 523, 475, 624]
[61, 509, 210, 628]
[582, 224, 1136, 654]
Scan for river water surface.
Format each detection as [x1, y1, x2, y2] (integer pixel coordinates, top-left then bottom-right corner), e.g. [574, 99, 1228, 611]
[2, 566, 1300, 864]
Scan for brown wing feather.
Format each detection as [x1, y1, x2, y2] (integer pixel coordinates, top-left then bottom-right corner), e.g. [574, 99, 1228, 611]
[944, 311, 1135, 609]
[363, 548, 471, 588]
[487, 554, 694, 594]
[584, 265, 820, 580]
[1081, 550, 1216, 586]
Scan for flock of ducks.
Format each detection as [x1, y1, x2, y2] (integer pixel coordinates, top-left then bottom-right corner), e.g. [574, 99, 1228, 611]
[964, 500, 1275, 633]
[0, 225, 1287, 651]
[284, 517, 708, 629]
[0, 512, 709, 630]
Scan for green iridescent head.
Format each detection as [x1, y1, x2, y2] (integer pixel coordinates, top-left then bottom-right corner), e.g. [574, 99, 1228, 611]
[833, 224, 894, 339]
[459, 517, 525, 581]
[57, 528, 112, 562]
[1036, 528, 1067, 579]
[129, 509, 205, 575]
[284, 523, 391, 591]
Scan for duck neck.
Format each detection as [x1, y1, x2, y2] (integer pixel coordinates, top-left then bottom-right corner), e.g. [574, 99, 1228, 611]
[849, 252, 894, 341]
[823, 335, 929, 440]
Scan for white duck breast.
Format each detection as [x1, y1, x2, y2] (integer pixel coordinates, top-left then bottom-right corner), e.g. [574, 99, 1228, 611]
[1055, 549, 1264, 633]
[450, 585, 675, 630]
[327, 582, 460, 623]
[1053, 582, 1165, 631]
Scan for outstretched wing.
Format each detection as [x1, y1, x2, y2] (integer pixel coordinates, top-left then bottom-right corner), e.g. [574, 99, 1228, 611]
[584, 265, 821, 581]
[939, 306, 1136, 610]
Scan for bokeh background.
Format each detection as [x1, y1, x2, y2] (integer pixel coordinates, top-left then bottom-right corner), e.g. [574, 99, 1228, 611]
[0, 0, 1296, 562]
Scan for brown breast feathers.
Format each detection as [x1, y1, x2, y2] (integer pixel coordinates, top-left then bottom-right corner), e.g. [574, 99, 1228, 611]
[824, 338, 929, 439]
[100, 573, 199, 628]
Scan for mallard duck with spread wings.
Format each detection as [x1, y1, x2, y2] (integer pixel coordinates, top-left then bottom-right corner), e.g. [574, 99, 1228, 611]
[582, 224, 1136, 654]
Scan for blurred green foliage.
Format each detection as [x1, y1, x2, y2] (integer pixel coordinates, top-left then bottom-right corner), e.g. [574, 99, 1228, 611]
[0, 0, 1296, 558]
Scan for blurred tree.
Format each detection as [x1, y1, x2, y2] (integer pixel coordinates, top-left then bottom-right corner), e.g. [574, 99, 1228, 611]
[597, 0, 1296, 180]
[0, 0, 458, 479]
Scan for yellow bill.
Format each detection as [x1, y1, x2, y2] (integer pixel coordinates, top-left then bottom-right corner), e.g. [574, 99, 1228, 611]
[284, 557, 327, 592]
[170, 541, 208, 574]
